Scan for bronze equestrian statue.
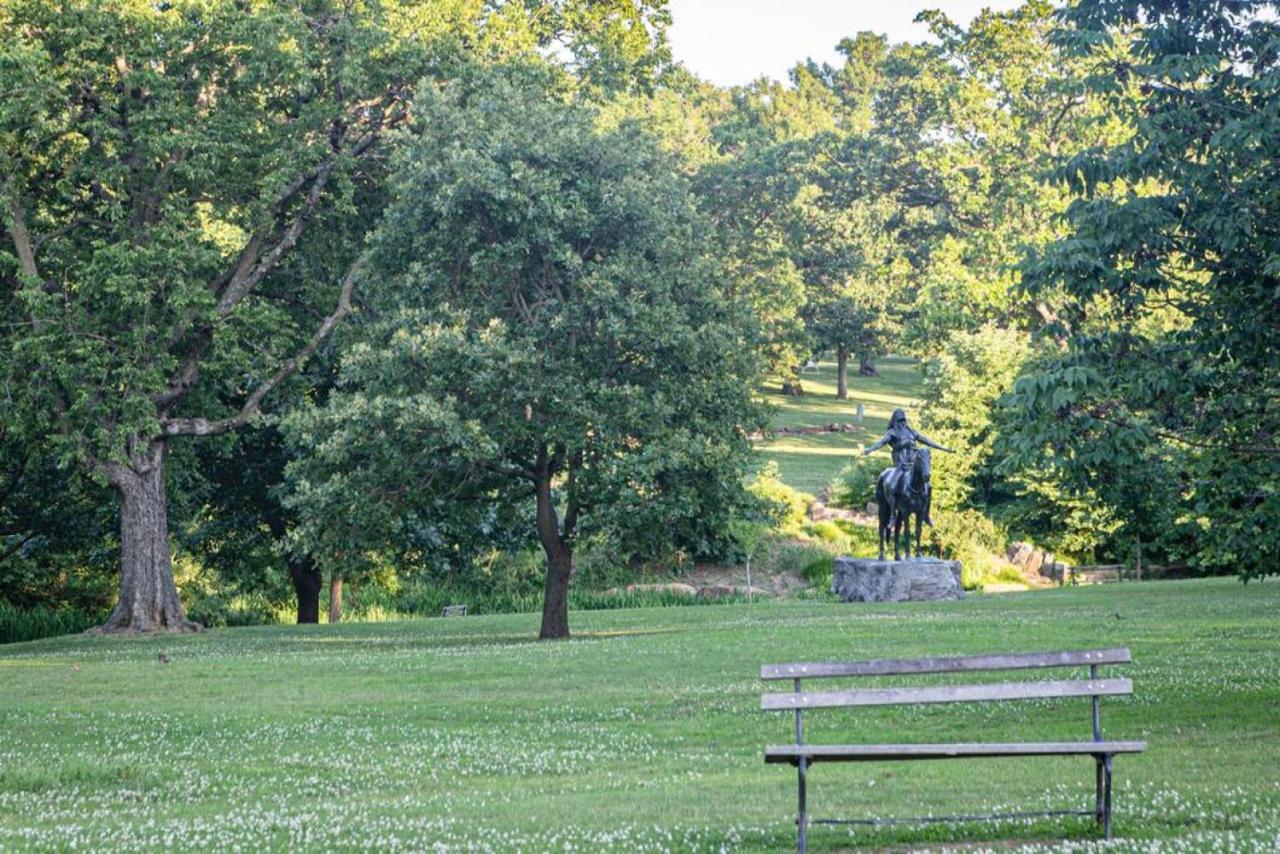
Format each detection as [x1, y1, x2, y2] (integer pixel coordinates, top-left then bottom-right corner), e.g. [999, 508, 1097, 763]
[864, 409, 952, 560]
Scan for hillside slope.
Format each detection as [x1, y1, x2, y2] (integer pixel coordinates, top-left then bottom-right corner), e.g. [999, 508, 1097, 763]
[756, 356, 922, 495]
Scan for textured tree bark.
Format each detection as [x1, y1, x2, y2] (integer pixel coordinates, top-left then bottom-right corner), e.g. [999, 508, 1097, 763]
[533, 467, 573, 640]
[858, 354, 878, 376]
[836, 346, 849, 400]
[96, 441, 199, 633]
[328, 575, 343, 623]
[289, 556, 323, 624]
[538, 544, 573, 640]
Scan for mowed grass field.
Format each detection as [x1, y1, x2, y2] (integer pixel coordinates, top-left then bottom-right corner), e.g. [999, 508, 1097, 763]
[757, 357, 922, 495]
[2, 578, 1278, 851]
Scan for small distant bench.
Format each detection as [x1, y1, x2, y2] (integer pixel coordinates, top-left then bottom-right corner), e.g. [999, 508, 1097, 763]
[761, 648, 1146, 851]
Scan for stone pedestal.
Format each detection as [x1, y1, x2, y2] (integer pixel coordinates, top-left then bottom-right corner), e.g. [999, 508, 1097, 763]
[831, 557, 964, 602]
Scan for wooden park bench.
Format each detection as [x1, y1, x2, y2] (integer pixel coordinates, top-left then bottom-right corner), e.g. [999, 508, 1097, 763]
[762, 648, 1146, 852]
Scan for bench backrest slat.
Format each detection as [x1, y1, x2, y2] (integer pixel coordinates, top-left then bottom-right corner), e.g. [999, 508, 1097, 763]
[760, 648, 1129, 681]
[760, 677, 1132, 711]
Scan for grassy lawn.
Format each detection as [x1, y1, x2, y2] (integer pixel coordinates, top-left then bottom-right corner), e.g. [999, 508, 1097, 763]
[1, 578, 1277, 850]
[757, 356, 922, 495]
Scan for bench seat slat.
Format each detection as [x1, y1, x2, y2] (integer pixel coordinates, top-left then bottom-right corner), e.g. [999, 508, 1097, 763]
[761, 648, 1130, 681]
[764, 741, 1147, 763]
[761, 678, 1132, 710]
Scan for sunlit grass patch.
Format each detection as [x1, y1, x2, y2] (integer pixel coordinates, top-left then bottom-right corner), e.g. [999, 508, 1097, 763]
[756, 356, 922, 494]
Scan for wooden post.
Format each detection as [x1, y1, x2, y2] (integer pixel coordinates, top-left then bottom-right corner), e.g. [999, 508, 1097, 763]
[1135, 535, 1143, 581]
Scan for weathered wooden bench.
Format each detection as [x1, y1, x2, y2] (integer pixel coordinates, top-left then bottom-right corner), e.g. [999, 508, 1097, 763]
[762, 648, 1146, 851]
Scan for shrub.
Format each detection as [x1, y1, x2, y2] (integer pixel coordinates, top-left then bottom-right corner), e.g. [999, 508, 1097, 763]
[799, 554, 835, 589]
[807, 520, 845, 544]
[835, 520, 880, 556]
[925, 509, 1008, 589]
[828, 455, 884, 510]
[748, 462, 812, 535]
[0, 602, 106, 644]
[184, 592, 281, 628]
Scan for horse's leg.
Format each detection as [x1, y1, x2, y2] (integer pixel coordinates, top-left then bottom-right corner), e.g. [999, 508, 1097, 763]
[896, 507, 906, 560]
[914, 509, 923, 557]
[903, 508, 912, 559]
[876, 484, 887, 561]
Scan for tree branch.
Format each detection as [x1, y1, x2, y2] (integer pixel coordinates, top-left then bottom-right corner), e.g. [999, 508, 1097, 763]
[4, 190, 39, 281]
[161, 255, 365, 437]
[1083, 408, 1280, 457]
[216, 160, 337, 317]
[157, 108, 402, 412]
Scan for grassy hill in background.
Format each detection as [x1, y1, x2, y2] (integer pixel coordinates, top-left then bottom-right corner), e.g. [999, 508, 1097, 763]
[756, 356, 922, 496]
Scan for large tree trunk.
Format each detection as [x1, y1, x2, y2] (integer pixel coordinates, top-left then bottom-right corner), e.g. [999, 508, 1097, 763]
[836, 346, 849, 400]
[329, 575, 343, 623]
[533, 466, 573, 640]
[538, 542, 573, 641]
[858, 354, 878, 376]
[289, 556, 323, 624]
[96, 441, 199, 633]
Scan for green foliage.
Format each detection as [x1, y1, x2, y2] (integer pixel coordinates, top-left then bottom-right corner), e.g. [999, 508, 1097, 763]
[746, 463, 812, 535]
[181, 592, 283, 630]
[919, 325, 1032, 512]
[1007, 0, 1280, 578]
[997, 470, 1123, 562]
[798, 553, 836, 589]
[925, 509, 1009, 589]
[284, 69, 767, 635]
[828, 455, 883, 510]
[0, 602, 105, 645]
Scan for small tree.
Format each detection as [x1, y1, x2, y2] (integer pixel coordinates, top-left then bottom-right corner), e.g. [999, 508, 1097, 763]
[285, 70, 766, 639]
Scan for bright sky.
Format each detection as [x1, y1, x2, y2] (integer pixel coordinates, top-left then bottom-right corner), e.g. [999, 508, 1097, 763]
[667, 0, 1030, 87]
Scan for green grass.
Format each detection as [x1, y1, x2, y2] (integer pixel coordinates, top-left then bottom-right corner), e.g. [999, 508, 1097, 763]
[2, 578, 1278, 850]
[757, 356, 922, 495]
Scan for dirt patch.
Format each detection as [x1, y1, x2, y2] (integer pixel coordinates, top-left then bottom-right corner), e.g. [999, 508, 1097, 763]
[749, 422, 861, 441]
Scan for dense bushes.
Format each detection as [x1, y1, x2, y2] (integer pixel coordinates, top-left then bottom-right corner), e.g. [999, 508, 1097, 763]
[0, 602, 106, 645]
[747, 462, 813, 534]
[827, 455, 884, 510]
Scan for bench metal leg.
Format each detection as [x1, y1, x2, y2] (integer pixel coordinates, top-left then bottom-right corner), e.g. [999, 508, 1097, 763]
[794, 682, 807, 853]
[1094, 756, 1104, 823]
[1103, 754, 1114, 840]
[797, 757, 808, 853]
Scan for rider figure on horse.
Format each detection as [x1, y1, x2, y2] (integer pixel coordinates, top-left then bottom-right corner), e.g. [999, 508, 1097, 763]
[863, 409, 952, 522]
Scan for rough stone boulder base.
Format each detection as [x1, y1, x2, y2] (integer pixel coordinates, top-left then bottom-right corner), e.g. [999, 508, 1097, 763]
[831, 557, 964, 602]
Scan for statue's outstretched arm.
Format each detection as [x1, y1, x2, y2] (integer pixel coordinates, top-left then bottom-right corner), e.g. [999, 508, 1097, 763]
[864, 433, 891, 455]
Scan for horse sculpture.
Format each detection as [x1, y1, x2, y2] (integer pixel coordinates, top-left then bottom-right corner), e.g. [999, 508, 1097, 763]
[875, 447, 931, 561]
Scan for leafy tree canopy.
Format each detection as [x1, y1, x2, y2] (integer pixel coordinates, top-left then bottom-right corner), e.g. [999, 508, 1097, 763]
[1006, 0, 1280, 577]
[284, 68, 767, 638]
